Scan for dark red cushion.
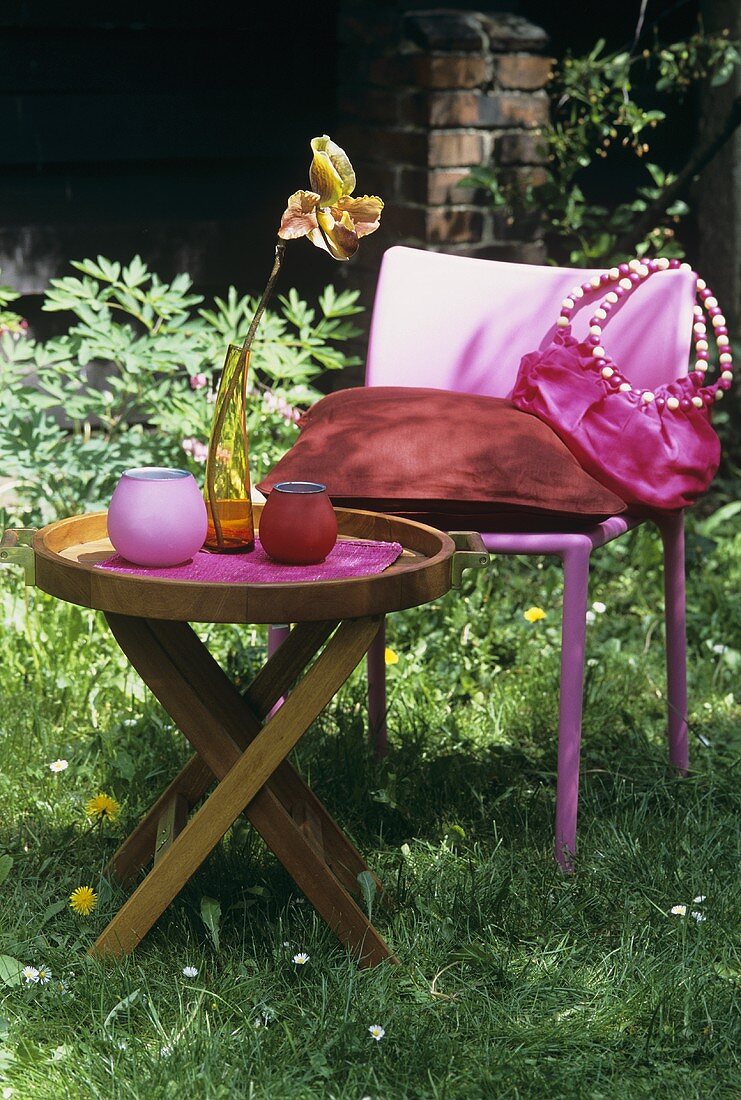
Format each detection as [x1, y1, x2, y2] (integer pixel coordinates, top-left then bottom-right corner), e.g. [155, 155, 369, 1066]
[257, 387, 626, 520]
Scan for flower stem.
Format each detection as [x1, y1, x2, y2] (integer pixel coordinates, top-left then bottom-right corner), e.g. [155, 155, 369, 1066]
[206, 240, 286, 547]
[240, 240, 287, 363]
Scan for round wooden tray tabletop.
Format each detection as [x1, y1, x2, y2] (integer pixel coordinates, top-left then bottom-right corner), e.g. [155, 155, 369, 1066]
[32, 507, 457, 623]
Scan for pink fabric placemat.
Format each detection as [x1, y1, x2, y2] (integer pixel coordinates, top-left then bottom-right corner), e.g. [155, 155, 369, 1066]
[96, 537, 403, 584]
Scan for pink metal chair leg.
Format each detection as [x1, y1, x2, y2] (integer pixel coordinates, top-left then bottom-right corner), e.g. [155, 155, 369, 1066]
[363, 514, 689, 864]
[553, 541, 592, 870]
[657, 512, 689, 773]
[267, 624, 291, 716]
[367, 617, 388, 758]
[268, 623, 291, 656]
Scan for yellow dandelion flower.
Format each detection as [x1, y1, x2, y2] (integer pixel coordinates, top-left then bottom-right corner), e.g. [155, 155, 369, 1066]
[523, 607, 546, 623]
[85, 793, 121, 821]
[384, 647, 399, 666]
[69, 885, 97, 916]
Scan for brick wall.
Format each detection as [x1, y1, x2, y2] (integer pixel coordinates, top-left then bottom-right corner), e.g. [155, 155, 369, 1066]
[337, 5, 552, 306]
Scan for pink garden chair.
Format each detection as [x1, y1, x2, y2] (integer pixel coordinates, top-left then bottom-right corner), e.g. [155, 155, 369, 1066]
[361, 245, 695, 868]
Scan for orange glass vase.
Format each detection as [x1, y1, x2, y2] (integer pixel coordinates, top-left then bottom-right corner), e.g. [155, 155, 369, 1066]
[203, 344, 255, 552]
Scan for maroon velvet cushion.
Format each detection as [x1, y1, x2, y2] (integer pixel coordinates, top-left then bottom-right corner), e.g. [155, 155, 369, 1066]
[257, 387, 627, 520]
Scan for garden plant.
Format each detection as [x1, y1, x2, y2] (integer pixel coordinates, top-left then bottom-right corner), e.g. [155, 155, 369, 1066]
[461, 24, 740, 267]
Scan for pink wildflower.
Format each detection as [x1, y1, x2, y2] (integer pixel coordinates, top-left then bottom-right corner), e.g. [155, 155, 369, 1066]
[262, 390, 301, 424]
[182, 437, 209, 464]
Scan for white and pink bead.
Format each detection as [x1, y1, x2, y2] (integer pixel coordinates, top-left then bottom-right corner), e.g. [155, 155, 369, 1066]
[556, 256, 733, 409]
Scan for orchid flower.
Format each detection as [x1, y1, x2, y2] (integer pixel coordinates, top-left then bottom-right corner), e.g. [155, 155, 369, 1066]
[278, 136, 384, 260]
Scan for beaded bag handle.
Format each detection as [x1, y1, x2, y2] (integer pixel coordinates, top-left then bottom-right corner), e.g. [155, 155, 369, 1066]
[554, 257, 734, 411]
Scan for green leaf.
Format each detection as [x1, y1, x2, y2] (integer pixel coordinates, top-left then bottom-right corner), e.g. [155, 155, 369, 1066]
[357, 871, 377, 921]
[0, 283, 20, 307]
[96, 256, 121, 283]
[103, 988, 141, 1032]
[39, 898, 68, 927]
[0, 956, 23, 987]
[200, 895, 221, 952]
[71, 258, 109, 280]
[318, 285, 363, 318]
[698, 500, 741, 536]
[0, 854, 12, 885]
[122, 255, 149, 288]
[645, 163, 665, 187]
[710, 62, 735, 87]
[713, 962, 741, 983]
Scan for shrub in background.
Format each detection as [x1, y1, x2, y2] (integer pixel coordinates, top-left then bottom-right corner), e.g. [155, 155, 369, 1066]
[0, 256, 362, 526]
[461, 26, 740, 266]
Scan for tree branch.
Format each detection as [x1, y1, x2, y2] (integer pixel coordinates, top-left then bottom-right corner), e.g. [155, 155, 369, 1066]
[614, 94, 741, 256]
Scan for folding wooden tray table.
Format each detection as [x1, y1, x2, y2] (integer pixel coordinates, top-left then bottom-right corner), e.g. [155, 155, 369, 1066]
[1, 507, 487, 966]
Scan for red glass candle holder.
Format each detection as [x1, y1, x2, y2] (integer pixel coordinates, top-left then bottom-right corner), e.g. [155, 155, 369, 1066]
[258, 482, 338, 565]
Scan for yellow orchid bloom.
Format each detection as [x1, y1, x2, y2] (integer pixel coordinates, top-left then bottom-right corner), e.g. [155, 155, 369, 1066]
[309, 135, 356, 204]
[278, 135, 383, 261]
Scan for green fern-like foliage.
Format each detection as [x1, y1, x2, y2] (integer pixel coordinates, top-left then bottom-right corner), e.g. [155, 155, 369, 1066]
[0, 256, 363, 526]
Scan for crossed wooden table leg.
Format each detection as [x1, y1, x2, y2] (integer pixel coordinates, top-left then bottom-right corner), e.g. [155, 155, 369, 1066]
[92, 612, 397, 968]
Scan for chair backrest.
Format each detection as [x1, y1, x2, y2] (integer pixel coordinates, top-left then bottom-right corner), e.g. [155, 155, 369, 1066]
[365, 246, 696, 396]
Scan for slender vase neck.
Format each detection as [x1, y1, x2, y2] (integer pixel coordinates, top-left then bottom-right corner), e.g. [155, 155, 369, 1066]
[204, 240, 286, 551]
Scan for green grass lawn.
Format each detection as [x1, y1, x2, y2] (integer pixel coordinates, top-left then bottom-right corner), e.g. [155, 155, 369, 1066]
[0, 518, 739, 1099]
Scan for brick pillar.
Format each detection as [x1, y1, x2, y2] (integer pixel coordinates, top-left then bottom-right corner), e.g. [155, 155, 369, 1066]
[337, 6, 551, 309]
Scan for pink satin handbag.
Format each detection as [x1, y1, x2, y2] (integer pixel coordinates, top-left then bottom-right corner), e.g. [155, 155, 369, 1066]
[511, 258, 734, 513]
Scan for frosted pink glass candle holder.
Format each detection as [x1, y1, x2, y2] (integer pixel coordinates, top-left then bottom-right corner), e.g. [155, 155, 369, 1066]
[107, 467, 208, 567]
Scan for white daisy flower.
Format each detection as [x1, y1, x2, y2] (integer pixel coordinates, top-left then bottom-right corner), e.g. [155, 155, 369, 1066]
[22, 965, 39, 984]
[48, 759, 68, 773]
[669, 904, 687, 916]
[691, 911, 706, 922]
[592, 601, 606, 614]
[292, 952, 310, 965]
[368, 1024, 385, 1041]
[711, 644, 727, 655]
[182, 966, 198, 978]
[693, 895, 706, 903]
[585, 610, 596, 624]
[36, 965, 52, 985]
